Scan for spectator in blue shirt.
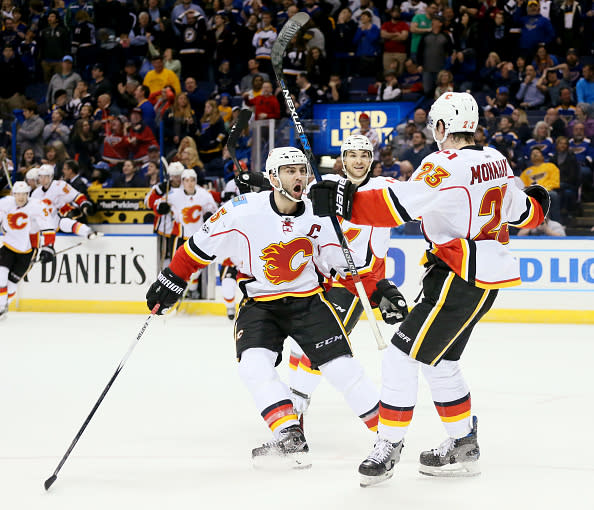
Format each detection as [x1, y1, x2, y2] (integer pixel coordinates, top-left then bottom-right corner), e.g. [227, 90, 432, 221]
[576, 64, 594, 104]
[514, 0, 555, 57]
[353, 11, 381, 77]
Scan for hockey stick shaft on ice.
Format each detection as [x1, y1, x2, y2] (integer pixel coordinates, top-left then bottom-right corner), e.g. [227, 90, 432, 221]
[43, 304, 160, 491]
[272, 13, 386, 350]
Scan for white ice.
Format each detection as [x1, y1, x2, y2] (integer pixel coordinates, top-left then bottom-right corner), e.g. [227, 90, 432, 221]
[1, 312, 593, 510]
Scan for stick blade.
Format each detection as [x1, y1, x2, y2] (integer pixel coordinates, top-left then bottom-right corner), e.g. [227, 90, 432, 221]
[226, 109, 252, 162]
[44, 474, 57, 491]
[271, 12, 310, 66]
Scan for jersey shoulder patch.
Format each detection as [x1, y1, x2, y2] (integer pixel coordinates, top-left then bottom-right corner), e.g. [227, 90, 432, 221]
[231, 194, 248, 207]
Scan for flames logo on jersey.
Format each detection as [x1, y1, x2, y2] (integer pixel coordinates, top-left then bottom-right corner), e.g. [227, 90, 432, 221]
[182, 205, 203, 224]
[260, 238, 313, 285]
[6, 212, 28, 230]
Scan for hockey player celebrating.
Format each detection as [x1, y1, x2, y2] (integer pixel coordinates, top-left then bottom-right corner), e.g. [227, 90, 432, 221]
[146, 147, 400, 467]
[309, 92, 549, 486]
[31, 165, 99, 240]
[289, 134, 408, 422]
[0, 182, 56, 319]
[144, 161, 184, 267]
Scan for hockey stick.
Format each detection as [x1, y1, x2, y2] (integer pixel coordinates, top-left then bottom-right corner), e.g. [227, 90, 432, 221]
[227, 109, 252, 172]
[1, 158, 13, 191]
[44, 304, 160, 491]
[272, 13, 386, 350]
[158, 156, 171, 267]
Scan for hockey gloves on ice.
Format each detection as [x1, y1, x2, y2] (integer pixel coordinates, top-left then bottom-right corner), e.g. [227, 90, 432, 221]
[371, 279, 408, 324]
[309, 178, 357, 220]
[156, 202, 171, 214]
[38, 245, 56, 264]
[146, 267, 187, 314]
[524, 184, 550, 219]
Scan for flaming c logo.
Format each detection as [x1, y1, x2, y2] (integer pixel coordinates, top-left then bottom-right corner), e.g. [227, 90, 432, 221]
[182, 205, 203, 224]
[260, 238, 313, 285]
[7, 212, 28, 230]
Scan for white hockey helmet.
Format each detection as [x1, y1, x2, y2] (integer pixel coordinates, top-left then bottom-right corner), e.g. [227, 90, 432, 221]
[340, 134, 374, 184]
[428, 92, 479, 149]
[38, 164, 55, 179]
[26, 167, 40, 182]
[264, 147, 309, 202]
[181, 168, 197, 181]
[12, 181, 31, 194]
[167, 161, 185, 176]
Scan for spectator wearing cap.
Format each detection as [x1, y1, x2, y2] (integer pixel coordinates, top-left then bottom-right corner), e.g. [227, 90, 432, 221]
[351, 113, 381, 159]
[0, 45, 26, 120]
[513, 0, 555, 58]
[38, 10, 70, 82]
[126, 108, 159, 164]
[88, 160, 113, 190]
[143, 54, 181, 96]
[90, 63, 113, 102]
[576, 64, 594, 105]
[16, 100, 45, 159]
[46, 55, 82, 107]
[484, 86, 515, 117]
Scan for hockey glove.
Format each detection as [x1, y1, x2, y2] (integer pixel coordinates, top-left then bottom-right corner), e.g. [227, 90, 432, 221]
[39, 245, 56, 264]
[308, 178, 357, 220]
[146, 267, 187, 315]
[154, 181, 168, 196]
[81, 202, 95, 217]
[234, 171, 271, 194]
[370, 279, 408, 324]
[524, 184, 550, 218]
[157, 202, 171, 214]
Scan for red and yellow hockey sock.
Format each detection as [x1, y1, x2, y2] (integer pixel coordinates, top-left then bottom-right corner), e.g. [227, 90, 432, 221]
[434, 392, 472, 437]
[378, 401, 415, 442]
[261, 399, 299, 436]
[359, 403, 379, 432]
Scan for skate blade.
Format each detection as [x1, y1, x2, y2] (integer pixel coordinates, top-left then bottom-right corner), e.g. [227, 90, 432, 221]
[359, 470, 394, 488]
[419, 460, 480, 478]
[252, 452, 311, 471]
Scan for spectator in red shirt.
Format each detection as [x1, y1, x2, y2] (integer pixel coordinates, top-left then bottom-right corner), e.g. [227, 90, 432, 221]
[126, 108, 159, 164]
[381, 6, 409, 76]
[243, 81, 281, 120]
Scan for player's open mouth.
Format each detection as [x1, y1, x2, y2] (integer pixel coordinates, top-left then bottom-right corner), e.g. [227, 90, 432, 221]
[293, 184, 302, 193]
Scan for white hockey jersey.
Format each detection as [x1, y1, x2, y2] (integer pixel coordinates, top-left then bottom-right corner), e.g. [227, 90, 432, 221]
[168, 186, 218, 240]
[0, 196, 55, 253]
[169, 192, 350, 301]
[350, 146, 545, 289]
[31, 180, 88, 229]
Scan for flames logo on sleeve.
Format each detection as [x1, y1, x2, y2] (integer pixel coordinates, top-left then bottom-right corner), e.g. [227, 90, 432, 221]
[260, 238, 314, 285]
[7, 212, 28, 230]
[182, 205, 203, 224]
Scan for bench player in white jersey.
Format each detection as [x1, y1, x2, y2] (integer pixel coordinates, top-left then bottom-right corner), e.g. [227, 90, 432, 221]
[310, 92, 549, 485]
[166, 168, 218, 299]
[288, 134, 408, 424]
[146, 147, 405, 468]
[31, 165, 99, 240]
[0, 182, 56, 319]
[144, 161, 184, 267]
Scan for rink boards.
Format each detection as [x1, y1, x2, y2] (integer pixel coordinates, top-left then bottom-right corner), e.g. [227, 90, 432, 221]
[4, 234, 594, 324]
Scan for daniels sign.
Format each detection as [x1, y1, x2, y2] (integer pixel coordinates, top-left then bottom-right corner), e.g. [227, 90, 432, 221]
[18, 234, 158, 301]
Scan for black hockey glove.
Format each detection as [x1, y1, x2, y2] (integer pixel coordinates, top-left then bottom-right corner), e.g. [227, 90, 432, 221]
[154, 181, 168, 196]
[308, 178, 357, 220]
[524, 184, 550, 218]
[370, 279, 408, 324]
[146, 267, 187, 315]
[39, 245, 56, 264]
[157, 202, 171, 214]
[81, 202, 95, 217]
[234, 171, 271, 194]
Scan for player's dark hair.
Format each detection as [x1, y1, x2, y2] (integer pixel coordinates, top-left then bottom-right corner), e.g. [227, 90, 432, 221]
[450, 132, 476, 145]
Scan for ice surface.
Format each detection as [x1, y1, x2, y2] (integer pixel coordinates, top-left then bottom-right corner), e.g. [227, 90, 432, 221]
[1, 313, 593, 509]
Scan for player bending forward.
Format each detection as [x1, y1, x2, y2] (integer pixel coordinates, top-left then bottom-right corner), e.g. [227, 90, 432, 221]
[310, 92, 549, 485]
[289, 134, 408, 423]
[0, 182, 56, 319]
[32, 165, 100, 240]
[146, 147, 396, 468]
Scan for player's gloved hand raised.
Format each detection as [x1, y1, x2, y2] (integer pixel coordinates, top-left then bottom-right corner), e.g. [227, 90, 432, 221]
[156, 202, 171, 214]
[39, 245, 56, 264]
[146, 267, 187, 315]
[154, 181, 168, 196]
[371, 279, 408, 324]
[81, 202, 95, 217]
[523, 184, 550, 218]
[234, 171, 270, 194]
[308, 178, 357, 220]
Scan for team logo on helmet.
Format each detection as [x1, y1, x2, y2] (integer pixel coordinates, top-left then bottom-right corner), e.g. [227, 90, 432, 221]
[260, 238, 313, 285]
[7, 212, 28, 230]
[182, 204, 203, 224]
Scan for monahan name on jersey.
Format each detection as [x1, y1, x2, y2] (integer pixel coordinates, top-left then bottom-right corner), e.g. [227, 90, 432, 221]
[349, 146, 545, 289]
[0, 196, 55, 252]
[168, 191, 352, 301]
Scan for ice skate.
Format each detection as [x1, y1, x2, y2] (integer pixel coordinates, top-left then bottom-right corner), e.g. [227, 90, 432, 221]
[252, 425, 311, 470]
[419, 416, 480, 477]
[359, 437, 403, 487]
[87, 230, 104, 240]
